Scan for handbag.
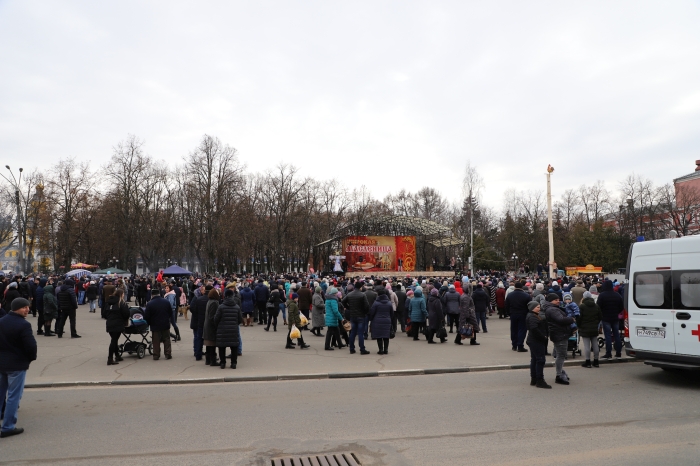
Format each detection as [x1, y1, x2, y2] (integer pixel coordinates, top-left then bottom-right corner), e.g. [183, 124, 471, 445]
[459, 324, 473, 338]
[342, 319, 351, 331]
[437, 327, 447, 339]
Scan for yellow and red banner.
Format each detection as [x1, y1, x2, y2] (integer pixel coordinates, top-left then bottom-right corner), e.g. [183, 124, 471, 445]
[342, 236, 416, 272]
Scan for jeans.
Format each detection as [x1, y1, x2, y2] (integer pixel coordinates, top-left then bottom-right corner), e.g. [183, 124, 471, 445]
[78, 290, 85, 305]
[582, 336, 599, 360]
[0, 370, 26, 433]
[510, 313, 527, 348]
[527, 341, 546, 380]
[602, 321, 622, 357]
[171, 310, 179, 336]
[89, 299, 97, 312]
[349, 317, 366, 351]
[475, 311, 487, 332]
[193, 327, 204, 359]
[552, 339, 568, 376]
[279, 303, 287, 321]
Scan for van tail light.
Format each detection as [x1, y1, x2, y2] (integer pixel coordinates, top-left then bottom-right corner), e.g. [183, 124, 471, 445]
[623, 308, 629, 339]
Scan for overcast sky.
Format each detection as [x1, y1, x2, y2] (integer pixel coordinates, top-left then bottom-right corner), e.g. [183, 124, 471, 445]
[1, 1, 699, 209]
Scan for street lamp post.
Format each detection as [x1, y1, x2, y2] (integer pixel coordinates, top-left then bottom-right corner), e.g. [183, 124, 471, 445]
[546, 165, 555, 279]
[511, 253, 518, 275]
[2, 166, 25, 274]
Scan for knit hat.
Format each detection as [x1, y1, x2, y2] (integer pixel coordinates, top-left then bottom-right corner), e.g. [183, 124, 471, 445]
[583, 291, 593, 299]
[527, 301, 540, 312]
[291, 293, 298, 300]
[448, 284, 455, 290]
[546, 293, 560, 302]
[563, 293, 572, 301]
[346, 284, 354, 292]
[11, 297, 30, 311]
[407, 289, 414, 296]
[327, 287, 338, 296]
[430, 288, 439, 296]
[8, 282, 17, 289]
[315, 286, 322, 293]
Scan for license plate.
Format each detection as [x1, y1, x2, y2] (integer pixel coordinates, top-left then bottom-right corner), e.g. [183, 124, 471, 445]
[636, 328, 665, 338]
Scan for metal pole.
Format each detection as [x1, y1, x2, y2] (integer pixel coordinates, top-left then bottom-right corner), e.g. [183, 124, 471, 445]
[15, 189, 24, 274]
[546, 166, 555, 279]
[470, 196, 474, 277]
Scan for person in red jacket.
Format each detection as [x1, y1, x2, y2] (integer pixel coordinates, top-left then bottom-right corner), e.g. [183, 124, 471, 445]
[495, 282, 507, 318]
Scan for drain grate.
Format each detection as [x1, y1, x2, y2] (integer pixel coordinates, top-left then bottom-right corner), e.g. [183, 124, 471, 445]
[271, 452, 361, 466]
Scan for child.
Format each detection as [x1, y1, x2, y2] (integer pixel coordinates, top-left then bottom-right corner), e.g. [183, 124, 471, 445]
[562, 293, 580, 331]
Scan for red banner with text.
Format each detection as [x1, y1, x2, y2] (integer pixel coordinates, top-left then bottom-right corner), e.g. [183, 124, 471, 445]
[342, 236, 416, 272]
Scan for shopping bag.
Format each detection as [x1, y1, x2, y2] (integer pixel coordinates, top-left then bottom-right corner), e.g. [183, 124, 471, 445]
[290, 324, 301, 339]
[299, 314, 309, 327]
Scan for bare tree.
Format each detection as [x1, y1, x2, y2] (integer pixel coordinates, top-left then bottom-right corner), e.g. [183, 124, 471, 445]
[658, 182, 700, 236]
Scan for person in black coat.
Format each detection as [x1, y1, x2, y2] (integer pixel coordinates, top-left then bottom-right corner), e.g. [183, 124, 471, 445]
[145, 295, 173, 360]
[86, 281, 99, 313]
[471, 283, 490, 333]
[56, 279, 80, 338]
[189, 284, 209, 361]
[526, 301, 551, 389]
[368, 288, 394, 355]
[504, 281, 530, 352]
[597, 279, 624, 359]
[2, 282, 21, 313]
[426, 289, 446, 344]
[214, 289, 242, 369]
[394, 284, 407, 333]
[104, 289, 130, 365]
[0, 297, 37, 438]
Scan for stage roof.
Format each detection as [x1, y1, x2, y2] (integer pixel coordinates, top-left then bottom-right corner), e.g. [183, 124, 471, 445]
[427, 237, 466, 247]
[315, 215, 453, 247]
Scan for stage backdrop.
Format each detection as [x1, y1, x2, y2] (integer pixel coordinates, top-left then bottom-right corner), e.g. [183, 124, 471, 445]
[342, 236, 416, 272]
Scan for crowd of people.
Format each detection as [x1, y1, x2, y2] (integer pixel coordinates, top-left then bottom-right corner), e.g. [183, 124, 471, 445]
[0, 268, 626, 438]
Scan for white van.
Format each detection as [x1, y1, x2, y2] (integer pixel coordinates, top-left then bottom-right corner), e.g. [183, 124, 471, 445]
[624, 235, 700, 370]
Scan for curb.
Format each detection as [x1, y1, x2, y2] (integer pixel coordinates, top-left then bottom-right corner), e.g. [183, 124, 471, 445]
[25, 358, 639, 389]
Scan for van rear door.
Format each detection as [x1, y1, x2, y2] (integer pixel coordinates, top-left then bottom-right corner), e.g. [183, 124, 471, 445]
[672, 239, 700, 358]
[628, 241, 675, 354]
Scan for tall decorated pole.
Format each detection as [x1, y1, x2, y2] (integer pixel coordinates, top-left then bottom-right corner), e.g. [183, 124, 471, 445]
[546, 165, 555, 279]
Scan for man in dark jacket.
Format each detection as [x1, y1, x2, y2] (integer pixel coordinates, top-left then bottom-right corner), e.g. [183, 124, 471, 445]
[56, 279, 80, 338]
[297, 282, 312, 320]
[363, 283, 378, 339]
[253, 280, 270, 325]
[341, 284, 370, 354]
[543, 294, 574, 385]
[145, 295, 173, 360]
[504, 281, 530, 352]
[0, 298, 37, 438]
[471, 284, 490, 333]
[86, 281, 99, 313]
[35, 278, 46, 335]
[214, 289, 242, 368]
[189, 283, 209, 360]
[597, 279, 623, 359]
[2, 282, 21, 313]
[394, 284, 407, 333]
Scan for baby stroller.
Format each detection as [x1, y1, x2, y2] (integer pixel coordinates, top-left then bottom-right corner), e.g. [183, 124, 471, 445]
[568, 330, 581, 359]
[119, 307, 153, 359]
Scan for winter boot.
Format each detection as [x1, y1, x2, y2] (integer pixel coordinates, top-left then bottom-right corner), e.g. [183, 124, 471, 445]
[581, 359, 592, 368]
[220, 360, 226, 369]
[592, 359, 600, 367]
[530, 377, 536, 386]
[555, 375, 569, 385]
[536, 378, 552, 389]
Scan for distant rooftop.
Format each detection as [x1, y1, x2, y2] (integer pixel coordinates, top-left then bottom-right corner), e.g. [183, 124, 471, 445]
[674, 160, 700, 184]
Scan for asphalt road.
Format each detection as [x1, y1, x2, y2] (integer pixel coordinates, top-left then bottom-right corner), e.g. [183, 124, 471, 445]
[2, 362, 700, 466]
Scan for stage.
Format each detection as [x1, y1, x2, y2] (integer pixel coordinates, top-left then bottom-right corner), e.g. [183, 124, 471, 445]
[343, 270, 459, 279]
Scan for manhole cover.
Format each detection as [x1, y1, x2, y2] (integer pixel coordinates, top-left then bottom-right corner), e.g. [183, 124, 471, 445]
[271, 452, 361, 466]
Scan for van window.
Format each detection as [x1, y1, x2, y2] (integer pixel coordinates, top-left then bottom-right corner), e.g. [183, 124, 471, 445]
[634, 273, 668, 308]
[679, 272, 700, 309]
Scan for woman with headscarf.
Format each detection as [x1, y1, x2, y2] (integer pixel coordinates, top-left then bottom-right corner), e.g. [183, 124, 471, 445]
[310, 286, 325, 337]
[426, 288, 446, 344]
[324, 287, 345, 350]
[408, 288, 427, 340]
[496, 281, 507, 318]
[368, 287, 394, 354]
[203, 289, 220, 366]
[286, 292, 309, 349]
[456, 284, 478, 345]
